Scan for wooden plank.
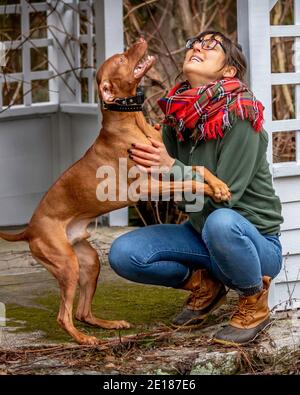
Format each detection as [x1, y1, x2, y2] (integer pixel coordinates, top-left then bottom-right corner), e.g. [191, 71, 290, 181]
[30, 70, 53, 81]
[79, 1, 90, 11]
[0, 103, 58, 119]
[21, 0, 32, 106]
[86, 0, 94, 104]
[274, 176, 300, 202]
[270, 25, 300, 37]
[2, 39, 53, 50]
[281, 201, 300, 231]
[0, 4, 21, 13]
[73, 0, 82, 104]
[60, 103, 98, 115]
[47, 0, 76, 103]
[280, 229, 300, 255]
[271, 72, 300, 85]
[47, 2, 58, 105]
[79, 35, 88, 44]
[28, 38, 53, 48]
[270, 119, 300, 132]
[27, 2, 49, 13]
[0, 73, 23, 84]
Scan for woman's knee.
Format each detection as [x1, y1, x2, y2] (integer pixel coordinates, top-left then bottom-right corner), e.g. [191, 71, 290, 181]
[108, 234, 135, 277]
[202, 208, 237, 241]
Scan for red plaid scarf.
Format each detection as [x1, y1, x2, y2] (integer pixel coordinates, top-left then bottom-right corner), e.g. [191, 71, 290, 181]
[157, 78, 264, 141]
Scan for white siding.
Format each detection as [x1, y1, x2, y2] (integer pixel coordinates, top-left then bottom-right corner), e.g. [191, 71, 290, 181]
[280, 202, 300, 231]
[274, 177, 300, 203]
[275, 254, 300, 283]
[272, 187, 300, 310]
[0, 113, 99, 226]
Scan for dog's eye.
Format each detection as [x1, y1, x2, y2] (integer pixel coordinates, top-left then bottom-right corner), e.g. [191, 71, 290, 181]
[119, 56, 126, 64]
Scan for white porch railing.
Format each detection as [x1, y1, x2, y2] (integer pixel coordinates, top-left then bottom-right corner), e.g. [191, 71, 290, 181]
[0, 0, 97, 117]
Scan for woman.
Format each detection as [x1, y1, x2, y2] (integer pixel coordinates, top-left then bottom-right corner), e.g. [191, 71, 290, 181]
[108, 31, 283, 346]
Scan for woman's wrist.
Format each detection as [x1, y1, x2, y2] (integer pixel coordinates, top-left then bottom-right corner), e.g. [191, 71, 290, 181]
[167, 157, 176, 170]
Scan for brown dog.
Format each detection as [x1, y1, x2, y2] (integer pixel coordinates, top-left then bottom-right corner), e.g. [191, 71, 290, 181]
[0, 38, 230, 345]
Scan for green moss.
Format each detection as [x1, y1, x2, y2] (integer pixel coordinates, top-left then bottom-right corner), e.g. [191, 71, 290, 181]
[6, 282, 187, 343]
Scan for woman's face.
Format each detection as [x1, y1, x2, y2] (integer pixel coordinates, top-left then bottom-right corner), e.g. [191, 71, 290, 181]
[183, 34, 234, 87]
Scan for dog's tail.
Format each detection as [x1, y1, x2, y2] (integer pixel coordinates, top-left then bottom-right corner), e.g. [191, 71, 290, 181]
[0, 229, 28, 242]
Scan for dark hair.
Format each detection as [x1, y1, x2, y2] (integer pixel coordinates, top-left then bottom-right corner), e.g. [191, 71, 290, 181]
[196, 30, 248, 83]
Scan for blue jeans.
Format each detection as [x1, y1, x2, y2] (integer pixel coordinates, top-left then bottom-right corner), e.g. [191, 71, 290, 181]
[108, 208, 283, 296]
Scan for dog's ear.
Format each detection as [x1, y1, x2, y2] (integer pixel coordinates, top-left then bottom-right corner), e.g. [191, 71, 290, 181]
[99, 80, 114, 102]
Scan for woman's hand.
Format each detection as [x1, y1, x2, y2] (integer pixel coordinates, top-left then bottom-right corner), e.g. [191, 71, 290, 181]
[128, 137, 175, 173]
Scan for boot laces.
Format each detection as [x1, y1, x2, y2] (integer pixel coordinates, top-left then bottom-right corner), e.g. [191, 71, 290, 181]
[231, 298, 256, 325]
[186, 284, 216, 310]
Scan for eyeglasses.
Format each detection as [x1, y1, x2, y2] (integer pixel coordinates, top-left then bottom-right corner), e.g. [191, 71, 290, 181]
[185, 37, 226, 54]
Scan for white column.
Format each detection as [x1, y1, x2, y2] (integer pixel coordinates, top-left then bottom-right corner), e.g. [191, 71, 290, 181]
[47, 0, 77, 178]
[86, 0, 95, 104]
[295, 0, 300, 164]
[47, 0, 77, 104]
[95, 0, 128, 226]
[237, 0, 273, 163]
[21, 0, 32, 106]
[95, 0, 124, 63]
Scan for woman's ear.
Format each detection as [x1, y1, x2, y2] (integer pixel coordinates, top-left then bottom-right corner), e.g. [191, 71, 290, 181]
[223, 65, 237, 78]
[99, 80, 114, 102]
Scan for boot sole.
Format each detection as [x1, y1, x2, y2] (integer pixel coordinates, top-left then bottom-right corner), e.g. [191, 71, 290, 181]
[171, 294, 227, 330]
[212, 319, 272, 347]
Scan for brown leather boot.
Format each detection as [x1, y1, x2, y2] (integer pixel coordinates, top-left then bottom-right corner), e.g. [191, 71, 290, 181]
[172, 269, 227, 329]
[212, 276, 272, 346]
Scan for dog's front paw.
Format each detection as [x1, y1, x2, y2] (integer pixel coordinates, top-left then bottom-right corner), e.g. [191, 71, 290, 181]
[77, 334, 100, 345]
[211, 181, 231, 202]
[110, 320, 131, 329]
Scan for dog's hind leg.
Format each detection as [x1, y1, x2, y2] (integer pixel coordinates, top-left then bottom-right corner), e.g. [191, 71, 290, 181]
[29, 236, 100, 345]
[74, 240, 130, 329]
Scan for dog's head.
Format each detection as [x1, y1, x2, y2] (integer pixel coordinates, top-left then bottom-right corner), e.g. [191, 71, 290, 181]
[96, 37, 155, 103]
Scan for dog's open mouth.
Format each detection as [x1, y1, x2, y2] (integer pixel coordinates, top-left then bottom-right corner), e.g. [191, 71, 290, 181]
[134, 54, 156, 79]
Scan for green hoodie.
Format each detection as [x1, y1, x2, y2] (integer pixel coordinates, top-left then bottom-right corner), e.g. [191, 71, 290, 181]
[162, 119, 283, 235]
